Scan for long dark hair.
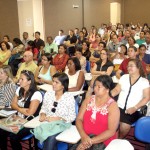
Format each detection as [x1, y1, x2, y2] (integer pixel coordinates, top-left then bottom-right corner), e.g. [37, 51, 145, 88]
[18, 70, 37, 101]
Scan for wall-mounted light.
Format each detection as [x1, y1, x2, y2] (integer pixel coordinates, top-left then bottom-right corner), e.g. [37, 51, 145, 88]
[73, 5, 79, 8]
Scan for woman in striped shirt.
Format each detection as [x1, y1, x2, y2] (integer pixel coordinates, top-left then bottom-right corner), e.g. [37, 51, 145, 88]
[0, 65, 16, 107]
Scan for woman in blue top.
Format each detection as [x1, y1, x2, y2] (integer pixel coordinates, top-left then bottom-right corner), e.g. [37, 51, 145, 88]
[35, 53, 57, 84]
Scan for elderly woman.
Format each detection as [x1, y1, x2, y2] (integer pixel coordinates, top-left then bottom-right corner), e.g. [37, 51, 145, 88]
[111, 58, 150, 138]
[73, 75, 120, 150]
[39, 72, 76, 150]
[65, 57, 85, 92]
[35, 53, 57, 85]
[0, 65, 16, 107]
[0, 70, 43, 150]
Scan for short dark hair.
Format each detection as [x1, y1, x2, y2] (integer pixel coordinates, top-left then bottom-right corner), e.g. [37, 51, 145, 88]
[3, 35, 10, 41]
[0, 41, 10, 50]
[93, 75, 113, 97]
[99, 41, 106, 48]
[128, 46, 137, 52]
[68, 57, 81, 71]
[120, 44, 127, 55]
[13, 38, 24, 45]
[59, 44, 67, 50]
[35, 31, 40, 35]
[139, 44, 146, 49]
[53, 72, 69, 93]
[59, 30, 64, 33]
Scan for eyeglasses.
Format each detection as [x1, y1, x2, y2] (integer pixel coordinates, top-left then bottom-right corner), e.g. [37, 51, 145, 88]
[51, 101, 58, 113]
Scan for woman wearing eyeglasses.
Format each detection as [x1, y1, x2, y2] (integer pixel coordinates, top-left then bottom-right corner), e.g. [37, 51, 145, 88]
[35, 53, 57, 85]
[91, 49, 114, 76]
[39, 72, 76, 150]
[0, 70, 43, 150]
[111, 58, 150, 139]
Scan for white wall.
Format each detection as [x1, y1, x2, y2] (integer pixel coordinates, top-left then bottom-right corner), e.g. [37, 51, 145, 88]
[110, 2, 121, 25]
[17, 0, 44, 40]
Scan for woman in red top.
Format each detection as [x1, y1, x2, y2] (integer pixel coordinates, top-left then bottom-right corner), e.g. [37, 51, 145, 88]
[76, 75, 120, 149]
[53, 44, 69, 72]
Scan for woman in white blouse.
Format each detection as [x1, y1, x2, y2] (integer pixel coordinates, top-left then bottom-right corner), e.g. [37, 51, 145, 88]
[111, 58, 150, 139]
[39, 72, 76, 150]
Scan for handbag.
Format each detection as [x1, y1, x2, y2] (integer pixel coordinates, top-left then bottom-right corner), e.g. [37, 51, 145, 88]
[139, 105, 147, 116]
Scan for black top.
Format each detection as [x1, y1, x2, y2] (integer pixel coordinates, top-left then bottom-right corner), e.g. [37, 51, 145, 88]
[34, 38, 45, 50]
[65, 35, 77, 44]
[96, 60, 114, 71]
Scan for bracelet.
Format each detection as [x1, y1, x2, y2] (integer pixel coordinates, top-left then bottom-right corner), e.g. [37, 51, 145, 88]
[134, 106, 138, 110]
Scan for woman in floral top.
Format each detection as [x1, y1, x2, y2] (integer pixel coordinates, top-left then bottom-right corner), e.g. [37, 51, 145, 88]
[75, 75, 120, 150]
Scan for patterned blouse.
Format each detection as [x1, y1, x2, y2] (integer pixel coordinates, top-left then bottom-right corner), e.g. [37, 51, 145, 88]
[0, 82, 16, 106]
[40, 91, 76, 123]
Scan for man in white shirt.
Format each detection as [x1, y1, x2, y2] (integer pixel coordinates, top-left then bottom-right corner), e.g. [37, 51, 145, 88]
[22, 32, 30, 49]
[143, 31, 150, 54]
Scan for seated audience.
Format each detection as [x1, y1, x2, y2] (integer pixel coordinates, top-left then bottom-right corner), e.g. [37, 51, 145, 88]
[65, 57, 85, 92]
[91, 48, 114, 76]
[64, 29, 77, 56]
[81, 41, 91, 61]
[89, 34, 101, 51]
[3, 35, 13, 51]
[22, 32, 30, 49]
[126, 36, 139, 49]
[14, 51, 38, 83]
[136, 31, 145, 46]
[111, 59, 150, 138]
[0, 41, 11, 66]
[9, 38, 25, 75]
[75, 47, 86, 73]
[76, 31, 86, 48]
[116, 46, 146, 79]
[53, 44, 69, 72]
[0, 65, 16, 107]
[44, 36, 58, 55]
[0, 70, 42, 150]
[35, 53, 56, 85]
[39, 72, 76, 150]
[53, 29, 66, 46]
[73, 75, 120, 149]
[26, 40, 39, 63]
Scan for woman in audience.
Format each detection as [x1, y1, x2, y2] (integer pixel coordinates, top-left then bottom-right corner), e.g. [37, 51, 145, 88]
[90, 34, 101, 51]
[53, 44, 69, 72]
[81, 41, 91, 61]
[82, 27, 88, 39]
[0, 70, 43, 150]
[75, 47, 86, 73]
[76, 31, 86, 48]
[65, 57, 85, 92]
[0, 65, 16, 107]
[0, 41, 11, 66]
[39, 72, 76, 150]
[111, 58, 150, 138]
[126, 36, 139, 49]
[26, 40, 39, 64]
[73, 75, 120, 149]
[35, 53, 57, 85]
[91, 48, 114, 76]
[3, 35, 13, 51]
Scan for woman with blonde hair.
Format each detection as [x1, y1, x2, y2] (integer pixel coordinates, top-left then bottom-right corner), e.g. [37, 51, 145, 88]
[0, 65, 16, 107]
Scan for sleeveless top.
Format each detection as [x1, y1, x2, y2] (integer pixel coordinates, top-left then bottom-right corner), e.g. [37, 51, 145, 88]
[0, 50, 9, 65]
[38, 65, 52, 81]
[83, 95, 117, 146]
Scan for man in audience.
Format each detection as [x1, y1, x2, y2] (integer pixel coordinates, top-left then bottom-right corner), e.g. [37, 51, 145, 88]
[121, 30, 131, 45]
[136, 31, 145, 46]
[14, 51, 37, 83]
[22, 32, 30, 49]
[44, 36, 58, 55]
[74, 28, 79, 39]
[144, 31, 150, 54]
[130, 27, 140, 40]
[53, 30, 66, 46]
[116, 46, 146, 79]
[107, 34, 122, 52]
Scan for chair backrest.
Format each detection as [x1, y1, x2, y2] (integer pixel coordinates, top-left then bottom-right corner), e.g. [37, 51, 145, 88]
[135, 116, 150, 143]
[86, 61, 91, 73]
